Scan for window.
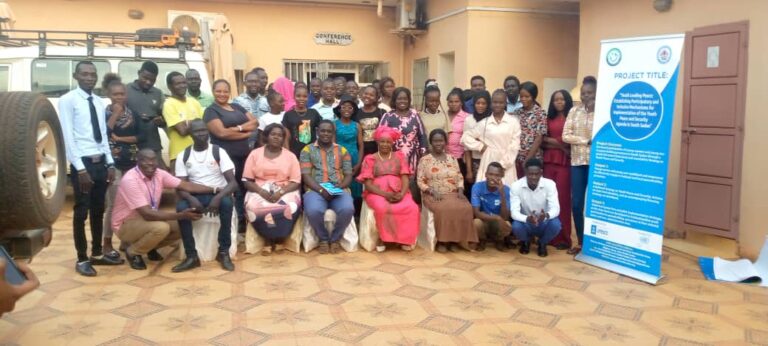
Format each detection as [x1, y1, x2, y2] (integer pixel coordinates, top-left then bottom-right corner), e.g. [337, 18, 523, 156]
[284, 60, 383, 84]
[31, 59, 110, 97]
[118, 61, 189, 95]
[0, 66, 9, 92]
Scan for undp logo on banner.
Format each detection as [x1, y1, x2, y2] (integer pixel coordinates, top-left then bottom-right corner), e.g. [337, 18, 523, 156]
[657, 45, 672, 64]
[606, 48, 622, 66]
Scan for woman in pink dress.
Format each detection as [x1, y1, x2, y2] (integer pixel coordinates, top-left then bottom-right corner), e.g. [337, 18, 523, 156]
[357, 127, 420, 251]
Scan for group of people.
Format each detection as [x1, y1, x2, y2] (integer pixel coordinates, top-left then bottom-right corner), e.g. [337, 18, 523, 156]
[59, 59, 596, 277]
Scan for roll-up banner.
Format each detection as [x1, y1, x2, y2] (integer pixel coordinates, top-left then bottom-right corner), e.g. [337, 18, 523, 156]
[576, 34, 685, 285]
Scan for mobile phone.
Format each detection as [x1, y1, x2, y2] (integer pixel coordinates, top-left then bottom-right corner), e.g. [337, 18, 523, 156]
[0, 246, 27, 285]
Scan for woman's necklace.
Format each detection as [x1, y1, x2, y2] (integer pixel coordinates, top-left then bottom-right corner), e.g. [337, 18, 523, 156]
[377, 151, 392, 160]
[191, 147, 209, 163]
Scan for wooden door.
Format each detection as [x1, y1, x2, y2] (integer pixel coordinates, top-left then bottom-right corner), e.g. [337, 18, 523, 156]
[678, 21, 748, 239]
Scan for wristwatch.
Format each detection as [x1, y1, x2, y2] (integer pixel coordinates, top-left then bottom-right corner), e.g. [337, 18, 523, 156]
[213, 186, 219, 194]
[237, 125, 244, 132]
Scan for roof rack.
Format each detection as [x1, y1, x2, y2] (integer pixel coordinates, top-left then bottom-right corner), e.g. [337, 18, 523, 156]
[0, 28, 203, 60]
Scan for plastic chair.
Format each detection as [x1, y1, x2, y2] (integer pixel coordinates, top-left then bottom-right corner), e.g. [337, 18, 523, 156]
[301, 209, 359, 253]
[178, 213, 238, 261]
[417, 203, 437, 251]
[244, 215, 302, 254]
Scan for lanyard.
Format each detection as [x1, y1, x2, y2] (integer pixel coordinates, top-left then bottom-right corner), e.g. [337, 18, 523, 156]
[135, 167, 157, 210]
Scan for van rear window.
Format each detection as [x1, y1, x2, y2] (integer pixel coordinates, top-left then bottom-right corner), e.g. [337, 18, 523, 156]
[31, 59, 110, 97]
[118, 61, 189, 95]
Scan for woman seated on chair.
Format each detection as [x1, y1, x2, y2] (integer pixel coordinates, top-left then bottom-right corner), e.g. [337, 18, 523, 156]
[242, 123, 302, 256]
[357, 127, 420, 251]
[417, 129, 478, 253]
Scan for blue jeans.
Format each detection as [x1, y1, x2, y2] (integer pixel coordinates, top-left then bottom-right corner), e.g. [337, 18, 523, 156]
[176, 194, 234, 257]
[571, 165, 589, 245]
[303, 191, 355, 243]
[512, 218, 562, 245]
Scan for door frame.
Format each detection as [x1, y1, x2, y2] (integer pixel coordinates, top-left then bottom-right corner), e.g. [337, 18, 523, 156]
[677, 21, 749, 239]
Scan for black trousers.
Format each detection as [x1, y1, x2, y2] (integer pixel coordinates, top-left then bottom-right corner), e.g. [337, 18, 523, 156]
[231, 154, 247, 223]
[70, 157, 108, 261]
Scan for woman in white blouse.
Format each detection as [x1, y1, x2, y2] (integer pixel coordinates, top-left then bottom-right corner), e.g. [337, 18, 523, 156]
[462, 89, 521, 186]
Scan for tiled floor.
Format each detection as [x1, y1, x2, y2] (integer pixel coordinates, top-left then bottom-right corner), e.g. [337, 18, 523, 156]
[2, 209, 768, 345]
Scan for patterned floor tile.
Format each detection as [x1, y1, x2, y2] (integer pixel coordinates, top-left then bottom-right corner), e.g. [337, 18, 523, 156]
[208, 327, 270, 346]
[111, 301, 167, 319]
[511, 309, 561, 328]
[393, 284, 438, 300]
[97, 334, 157, 346]
[318, 320, 376, 343]
[214, 296, 264, 313]
[307, 290, 354, 306]
[557, 315, 660, 346]
[3, 211, 762, 346]
[417, 314, 472, 335]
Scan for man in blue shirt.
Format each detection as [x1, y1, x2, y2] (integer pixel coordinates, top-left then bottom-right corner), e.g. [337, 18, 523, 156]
[463, 75, 487, 114]
[504, 75, 523, 113]
[59, 61, 120, 276]
[471, 162, 512, 252]
[307, 77, 322, 108]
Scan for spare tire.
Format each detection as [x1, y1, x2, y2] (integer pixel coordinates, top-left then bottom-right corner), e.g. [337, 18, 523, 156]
[0, 92, 66, 231]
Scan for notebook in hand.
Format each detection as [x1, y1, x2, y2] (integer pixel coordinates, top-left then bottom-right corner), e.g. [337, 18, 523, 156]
[320, 182, 345, 196]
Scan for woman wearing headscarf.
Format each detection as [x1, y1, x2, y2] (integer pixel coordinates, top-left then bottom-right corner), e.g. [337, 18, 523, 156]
[461, 89, 520, 186]
[357, 127, 420, 251]
[272, 77, 296, 112]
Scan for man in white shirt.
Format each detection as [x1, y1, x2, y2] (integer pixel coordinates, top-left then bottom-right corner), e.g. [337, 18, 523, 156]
[173, 120, 239, 272]
[59, 61, 120, 277]
[510, 158, 561, 257]
[311, 79, 339, 121]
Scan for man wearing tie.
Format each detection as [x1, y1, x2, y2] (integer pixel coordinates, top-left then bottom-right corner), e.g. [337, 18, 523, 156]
[59, 61, 119, 276]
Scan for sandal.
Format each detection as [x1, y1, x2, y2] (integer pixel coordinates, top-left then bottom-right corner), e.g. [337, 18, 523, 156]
[318, 242, 330, 254]
[330, 242, 341, 254]
[260, 246, 273, 256]
[555, 243, 570, 250]
[436, 243, 448, 253]
[567, 247, 582, 255]
[400, 244, 414, 251]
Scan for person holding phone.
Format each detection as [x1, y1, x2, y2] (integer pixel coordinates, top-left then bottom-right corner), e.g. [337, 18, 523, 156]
[0, 257, 39, 317]
[173, 120, 239, 272]
[300, 120, 356, 255]
[111, 149, 217, 270]
[510, 158, 562, 257]
[471, 162, 513, 252]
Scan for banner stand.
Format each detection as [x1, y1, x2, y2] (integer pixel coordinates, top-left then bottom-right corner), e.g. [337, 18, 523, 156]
[576, 34, 685, 285]
[576, 253, 665, 285]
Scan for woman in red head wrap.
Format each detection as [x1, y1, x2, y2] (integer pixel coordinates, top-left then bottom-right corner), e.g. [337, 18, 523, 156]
[357, 127, 420, 251]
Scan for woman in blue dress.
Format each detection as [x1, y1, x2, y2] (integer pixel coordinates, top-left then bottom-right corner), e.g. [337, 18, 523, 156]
[334, 95, 364, 202]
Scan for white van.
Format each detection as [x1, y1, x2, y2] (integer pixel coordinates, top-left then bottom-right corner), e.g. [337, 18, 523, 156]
[0, 36, 212, 165]
[0, 29, 211, 258]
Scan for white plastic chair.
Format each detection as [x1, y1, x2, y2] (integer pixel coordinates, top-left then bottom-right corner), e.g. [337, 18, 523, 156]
[417, 203, 437, 252]
[178, 213, 238, 261]
[244, 216, 302, 254]
[358, 200, 379, 252]
[302, 209, 359, 252]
